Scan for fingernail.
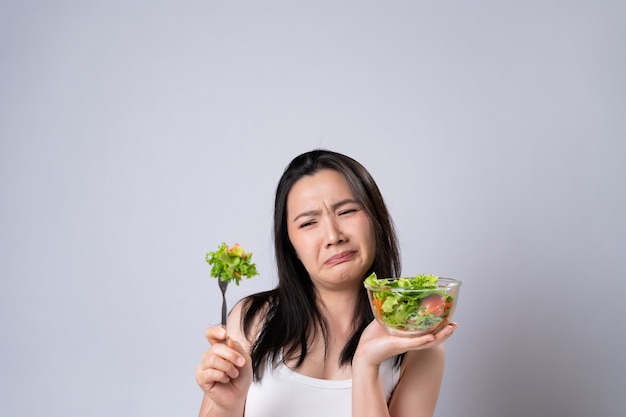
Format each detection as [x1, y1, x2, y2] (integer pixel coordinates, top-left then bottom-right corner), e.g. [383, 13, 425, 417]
[236, 357, 245, 366]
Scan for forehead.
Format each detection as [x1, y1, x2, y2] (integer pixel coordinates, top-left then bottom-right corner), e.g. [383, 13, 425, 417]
[287, 169, 354, 208]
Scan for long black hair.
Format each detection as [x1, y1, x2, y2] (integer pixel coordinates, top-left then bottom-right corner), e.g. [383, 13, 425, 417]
[241, 149, 401, 380]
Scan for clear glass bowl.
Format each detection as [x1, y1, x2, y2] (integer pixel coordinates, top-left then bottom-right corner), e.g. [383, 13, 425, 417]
[364, 277, 462, 337]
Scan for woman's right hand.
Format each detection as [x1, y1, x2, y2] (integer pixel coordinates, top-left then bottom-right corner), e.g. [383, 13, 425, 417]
[196, 326, 253, 415]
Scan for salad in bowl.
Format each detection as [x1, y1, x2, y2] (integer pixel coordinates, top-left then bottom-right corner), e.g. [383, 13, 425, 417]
[364, 273, 461, 337]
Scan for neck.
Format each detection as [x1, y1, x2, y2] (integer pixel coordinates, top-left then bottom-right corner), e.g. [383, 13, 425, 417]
[315, 287, 360, 334]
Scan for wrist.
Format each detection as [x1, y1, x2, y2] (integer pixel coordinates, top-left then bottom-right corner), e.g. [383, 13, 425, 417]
[352, 355, 381, 379]
[204, 396, 245, 417]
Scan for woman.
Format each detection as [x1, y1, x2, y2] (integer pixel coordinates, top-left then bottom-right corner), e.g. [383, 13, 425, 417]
[196, 149, 457, 417]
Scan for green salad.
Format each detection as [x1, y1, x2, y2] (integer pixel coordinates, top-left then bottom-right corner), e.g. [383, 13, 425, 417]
[364, 272, 454, 332]
[205, 242, 259, 285]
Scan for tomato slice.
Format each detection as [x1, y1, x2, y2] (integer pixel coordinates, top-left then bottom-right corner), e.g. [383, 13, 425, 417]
[421, 294, 446, 316]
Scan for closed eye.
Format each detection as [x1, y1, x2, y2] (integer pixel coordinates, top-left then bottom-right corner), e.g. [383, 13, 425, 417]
[338, 205, 361, 216]
[299, 219, 317, 228]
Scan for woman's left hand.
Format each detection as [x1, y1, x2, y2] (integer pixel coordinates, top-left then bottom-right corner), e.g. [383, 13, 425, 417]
[353, 320, 457, 367]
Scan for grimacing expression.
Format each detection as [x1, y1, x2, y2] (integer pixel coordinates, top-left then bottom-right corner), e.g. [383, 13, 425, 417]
[286, 169, 376, 290]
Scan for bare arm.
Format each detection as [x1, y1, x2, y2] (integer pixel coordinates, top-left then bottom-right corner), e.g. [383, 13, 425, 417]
[388, 347, 445, 417]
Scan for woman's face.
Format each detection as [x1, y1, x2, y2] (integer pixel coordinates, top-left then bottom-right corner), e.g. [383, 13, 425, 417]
[286, 169, 376, 291]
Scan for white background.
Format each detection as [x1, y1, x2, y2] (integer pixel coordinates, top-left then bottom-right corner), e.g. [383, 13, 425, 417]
[1, 1, 625, 416]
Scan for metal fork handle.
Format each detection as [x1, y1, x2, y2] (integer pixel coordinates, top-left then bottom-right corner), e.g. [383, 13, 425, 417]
[221, 291, 227, 327]
[218, 277, 228, 329]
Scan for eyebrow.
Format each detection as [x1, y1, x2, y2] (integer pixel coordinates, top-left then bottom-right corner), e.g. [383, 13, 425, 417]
[292, 198, 360, 223]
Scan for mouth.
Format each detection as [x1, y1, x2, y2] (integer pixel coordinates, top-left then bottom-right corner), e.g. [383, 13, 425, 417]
[325, 251, 356, 266]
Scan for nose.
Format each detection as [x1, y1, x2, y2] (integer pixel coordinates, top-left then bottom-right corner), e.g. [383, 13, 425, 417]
[325, 217, 344, 247]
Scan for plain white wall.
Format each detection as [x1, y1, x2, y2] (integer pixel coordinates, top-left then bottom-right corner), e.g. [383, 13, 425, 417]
[1, 1, 625, 416]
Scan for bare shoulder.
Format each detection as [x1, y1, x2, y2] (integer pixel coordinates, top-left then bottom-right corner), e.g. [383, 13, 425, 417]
[226, 296, 271, 352]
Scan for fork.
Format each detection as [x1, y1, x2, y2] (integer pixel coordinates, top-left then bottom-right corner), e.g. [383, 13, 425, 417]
[218, 276, 228, 329]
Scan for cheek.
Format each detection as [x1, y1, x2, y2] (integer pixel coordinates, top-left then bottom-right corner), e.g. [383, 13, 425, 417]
[292, 235, 315, 260]
[287, 229, 310, 262]
[362, 222, 377, 262]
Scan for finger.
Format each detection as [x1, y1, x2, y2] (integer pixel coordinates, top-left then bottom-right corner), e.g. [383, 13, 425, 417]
[197, 363, 232, 386]
[200, 348, 242, 378]
[196, 360, 229, 387]
[200, 344, 246, 378]
[202, 327, 248, 372]
[197, 352, 240, 387]
[206, 326, 228, 344]
[437, 322, 458, 338]
[428, 322, 458, 345]
[398, 323, 457, 350]
[211, 341, 247, 369]
[210, 351, 242, 378]
[225, 338, 249, 365]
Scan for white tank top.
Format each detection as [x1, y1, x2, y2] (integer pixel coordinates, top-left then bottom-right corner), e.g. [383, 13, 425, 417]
[244, 357, 400, 417]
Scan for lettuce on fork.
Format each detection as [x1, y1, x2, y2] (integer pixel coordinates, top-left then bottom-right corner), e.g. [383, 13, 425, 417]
[205, 242, 259, 285]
